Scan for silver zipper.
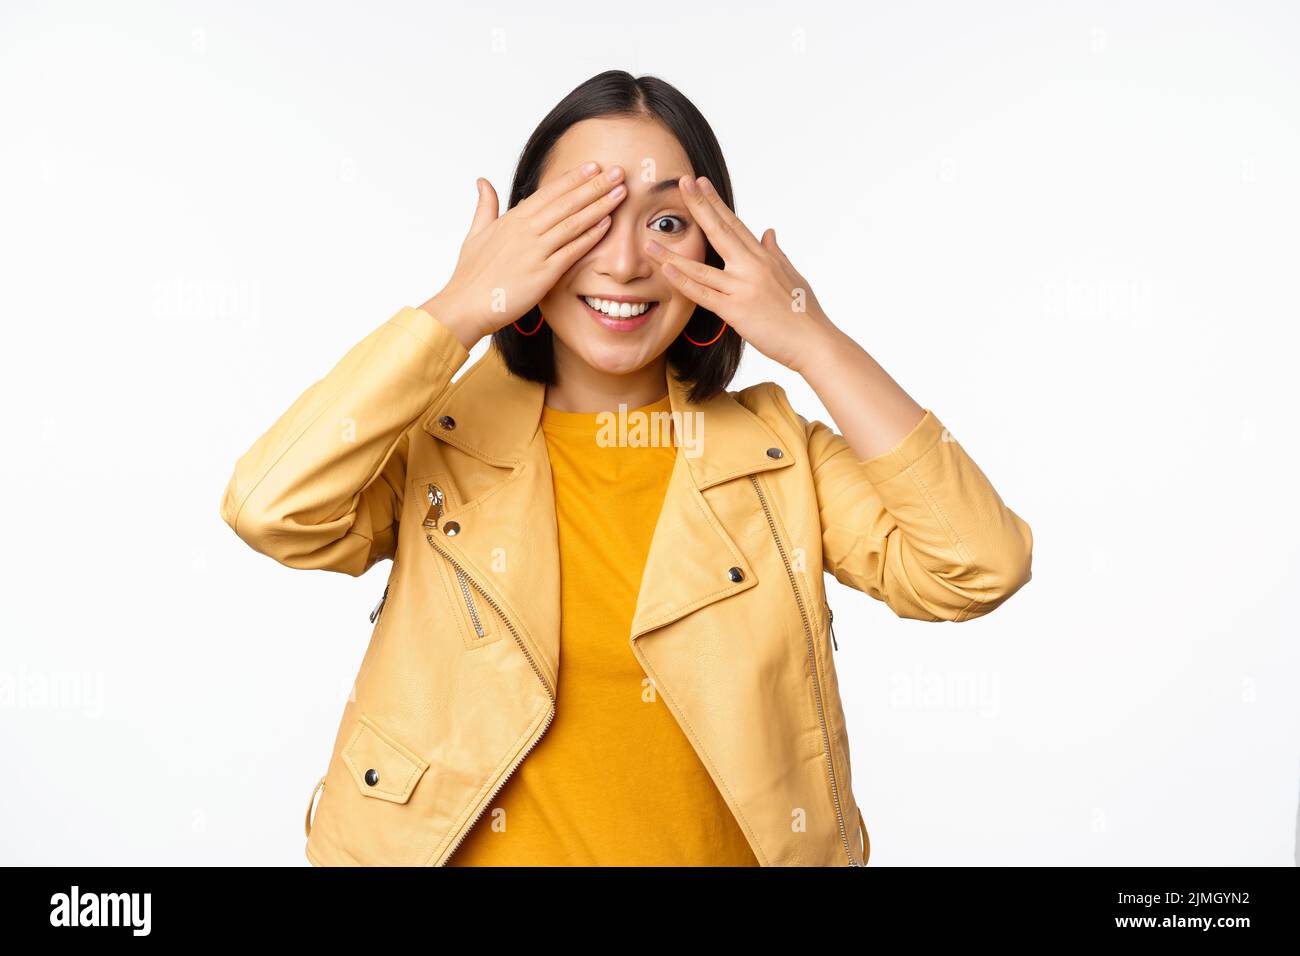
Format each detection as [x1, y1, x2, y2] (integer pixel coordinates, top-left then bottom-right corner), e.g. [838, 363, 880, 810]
[827, 604, 838, 651]
[423, 533, 555, 864]
[750, 474, 858, 866]
[426, 483, 486, 639]
[369, 583, 390, 624]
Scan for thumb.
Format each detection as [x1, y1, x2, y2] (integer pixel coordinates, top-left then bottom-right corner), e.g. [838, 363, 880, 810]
[467, 177, 499, 238]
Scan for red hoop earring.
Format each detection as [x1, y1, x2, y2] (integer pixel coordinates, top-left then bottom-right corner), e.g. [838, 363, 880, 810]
[513, 312, 545, 336]
[683, 319, 726, 347]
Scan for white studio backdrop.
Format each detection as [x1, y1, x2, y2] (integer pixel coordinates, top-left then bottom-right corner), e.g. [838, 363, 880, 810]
[0, 0, 1296, 866]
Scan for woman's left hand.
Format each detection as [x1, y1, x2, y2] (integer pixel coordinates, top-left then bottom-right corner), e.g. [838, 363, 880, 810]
[644, 174, 841, 373]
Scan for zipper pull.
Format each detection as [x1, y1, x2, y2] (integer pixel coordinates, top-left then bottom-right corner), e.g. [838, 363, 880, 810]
[369, 583, 390, 623]
[424, 483, 445, 529]
[827, 605, 838, 651]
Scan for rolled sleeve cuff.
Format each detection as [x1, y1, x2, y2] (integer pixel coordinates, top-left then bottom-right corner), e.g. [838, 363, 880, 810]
[859, 408, 947, 484]
[390, 305, 471, 376]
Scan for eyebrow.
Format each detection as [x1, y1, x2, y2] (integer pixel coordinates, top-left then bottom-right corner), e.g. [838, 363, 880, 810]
[647, 177, 686, 196]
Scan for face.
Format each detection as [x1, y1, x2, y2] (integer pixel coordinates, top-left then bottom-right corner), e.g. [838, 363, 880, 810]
[534, 116, 707, 376]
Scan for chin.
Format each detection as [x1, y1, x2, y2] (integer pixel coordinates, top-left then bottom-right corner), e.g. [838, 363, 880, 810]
[572, 341, 658, 376]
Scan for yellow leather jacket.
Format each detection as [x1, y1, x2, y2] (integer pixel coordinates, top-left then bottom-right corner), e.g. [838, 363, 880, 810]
[219, 304, 1033, 866]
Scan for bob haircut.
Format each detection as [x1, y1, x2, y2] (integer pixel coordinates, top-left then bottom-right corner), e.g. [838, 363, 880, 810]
[491, 70, 743, 405]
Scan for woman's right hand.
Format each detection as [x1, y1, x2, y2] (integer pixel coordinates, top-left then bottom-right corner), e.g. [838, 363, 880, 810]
[421, 161, 628, 350]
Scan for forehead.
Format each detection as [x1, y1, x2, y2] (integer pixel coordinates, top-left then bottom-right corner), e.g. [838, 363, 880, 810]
[541, 116, 693, 187]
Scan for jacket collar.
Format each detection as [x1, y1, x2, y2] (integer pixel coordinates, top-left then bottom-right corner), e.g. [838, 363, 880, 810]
[422, 342, 793, 491]
[418, 342, 795, 674]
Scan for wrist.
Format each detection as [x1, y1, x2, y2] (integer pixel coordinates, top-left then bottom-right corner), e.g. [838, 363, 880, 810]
[420, 292, 483, 352]
[792, 321, 850, 381]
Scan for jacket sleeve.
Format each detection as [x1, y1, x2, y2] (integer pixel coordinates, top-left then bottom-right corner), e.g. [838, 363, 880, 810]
[219, 305, 470, 576]
[776, 388, 1033, 622]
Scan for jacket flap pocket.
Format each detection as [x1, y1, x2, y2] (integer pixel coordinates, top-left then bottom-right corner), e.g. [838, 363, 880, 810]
[342, 714, 429, 804]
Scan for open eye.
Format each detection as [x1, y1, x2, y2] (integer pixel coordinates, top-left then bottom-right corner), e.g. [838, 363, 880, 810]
[649, 215, 688, 236]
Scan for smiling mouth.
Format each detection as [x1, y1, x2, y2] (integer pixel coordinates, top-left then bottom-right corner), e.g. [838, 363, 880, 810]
[578, 295, 660, 318]
[576, 295, 661, 332]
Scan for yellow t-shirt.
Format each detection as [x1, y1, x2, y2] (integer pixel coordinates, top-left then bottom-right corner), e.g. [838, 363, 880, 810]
[446, 392, 759, 867]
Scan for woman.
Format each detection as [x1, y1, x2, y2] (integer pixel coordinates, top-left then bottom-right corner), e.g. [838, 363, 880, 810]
[220, 70, 1033, 867]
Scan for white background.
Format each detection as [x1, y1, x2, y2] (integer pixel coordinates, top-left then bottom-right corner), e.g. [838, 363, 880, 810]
[1, 0, 1296, 866]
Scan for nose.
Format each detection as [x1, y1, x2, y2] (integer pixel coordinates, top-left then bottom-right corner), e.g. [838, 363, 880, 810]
[588, 205, 653, 285]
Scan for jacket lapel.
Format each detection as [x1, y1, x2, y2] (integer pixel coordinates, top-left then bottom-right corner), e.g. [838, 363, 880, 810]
[628, 369, 793, 641]
[419, 346, 560, 684]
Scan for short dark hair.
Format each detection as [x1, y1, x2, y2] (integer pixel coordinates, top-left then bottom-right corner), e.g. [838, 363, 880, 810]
[491, 70, 743, 404]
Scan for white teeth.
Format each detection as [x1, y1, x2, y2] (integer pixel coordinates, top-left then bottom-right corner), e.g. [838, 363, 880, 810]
[582, 295, 656, 317]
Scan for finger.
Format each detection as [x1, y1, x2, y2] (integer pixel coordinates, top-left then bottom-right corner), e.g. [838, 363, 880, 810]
[761, 228, 799, 277]
[761, 228, 788, 264]
[466, 178, 499, 239]
[660, 256, 730, 314]
[762, 228, 809, 294]
[532, 164, 625, 234]
[515, 160, 604, 218]
[644, 238, 736, 294]
[684, 175, 764, 260]
[545, 213, 613, 273]
[539, 180, 627, 253]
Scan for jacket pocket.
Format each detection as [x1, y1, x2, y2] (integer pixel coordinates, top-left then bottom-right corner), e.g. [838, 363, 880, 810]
[412, 473, 497, 648]
[341, 713, 429, 805]
[355, 572, 397, 690]
[369, 581, 390, 624]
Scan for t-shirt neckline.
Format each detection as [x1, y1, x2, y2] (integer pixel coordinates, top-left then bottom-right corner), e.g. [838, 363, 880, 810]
[540, 393, 673, 432]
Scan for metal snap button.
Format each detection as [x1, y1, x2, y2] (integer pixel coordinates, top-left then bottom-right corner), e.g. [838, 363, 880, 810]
[766, 447, 783, 459]
[443, 521, 460, 536]
[727, 566, 744, 582]
[438, 415, 456, 430]
[364, 768, 380, 786]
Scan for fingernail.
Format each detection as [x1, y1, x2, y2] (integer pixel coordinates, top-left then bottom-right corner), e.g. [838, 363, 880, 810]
[605, 165, 623, 182]
[682, 175, 698, 194]
[698, 177, 713, 195]
[645, 239, 663, 255]
[581, 161, 599, 175]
